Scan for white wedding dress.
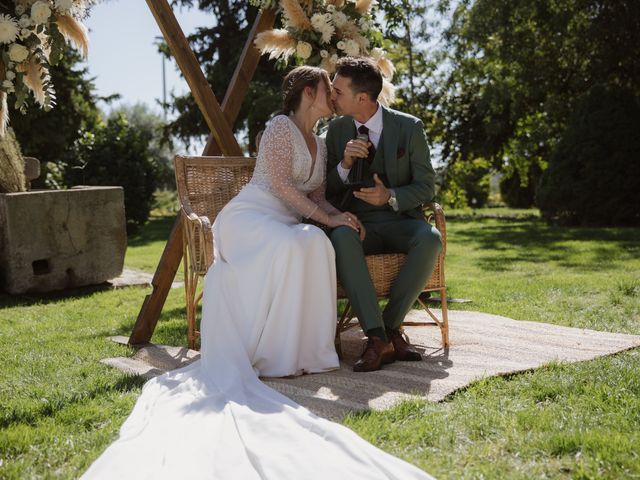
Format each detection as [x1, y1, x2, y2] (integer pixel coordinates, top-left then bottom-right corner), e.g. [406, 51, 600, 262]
[81, 115, 434, 479]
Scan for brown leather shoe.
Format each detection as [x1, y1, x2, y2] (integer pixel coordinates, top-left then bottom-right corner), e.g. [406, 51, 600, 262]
[353, 337, 395, 372]
[387, 328, 422, 361]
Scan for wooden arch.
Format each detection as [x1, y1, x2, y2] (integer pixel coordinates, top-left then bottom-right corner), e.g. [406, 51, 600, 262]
[128, 1, 276, 345]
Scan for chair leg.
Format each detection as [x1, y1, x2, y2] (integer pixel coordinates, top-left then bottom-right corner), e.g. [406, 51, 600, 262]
[440, 287, 449, 348]
[335, 302, 352, 360]
[183, 241, 197, 350]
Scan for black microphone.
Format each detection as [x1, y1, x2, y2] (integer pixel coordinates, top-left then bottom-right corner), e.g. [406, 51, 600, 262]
[351, 132, 369, 191]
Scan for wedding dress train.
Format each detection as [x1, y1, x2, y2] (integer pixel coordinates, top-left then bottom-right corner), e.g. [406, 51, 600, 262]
[81, 116, 433, 479]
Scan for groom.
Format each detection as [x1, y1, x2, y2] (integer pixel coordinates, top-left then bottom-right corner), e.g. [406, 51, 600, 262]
[326, 57, 442, 372]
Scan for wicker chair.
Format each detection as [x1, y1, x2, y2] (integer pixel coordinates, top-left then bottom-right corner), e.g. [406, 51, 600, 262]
[335, 203, 448, 357]
[174, 155, 448, 352]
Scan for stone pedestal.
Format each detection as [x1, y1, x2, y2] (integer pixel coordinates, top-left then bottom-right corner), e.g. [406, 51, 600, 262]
[0, 187, 126, 294]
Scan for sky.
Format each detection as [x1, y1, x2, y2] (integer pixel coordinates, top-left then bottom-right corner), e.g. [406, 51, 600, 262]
[83, 1, 213, 116]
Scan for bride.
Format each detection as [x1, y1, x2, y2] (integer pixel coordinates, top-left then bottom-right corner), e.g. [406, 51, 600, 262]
[81, 66, 434, 479]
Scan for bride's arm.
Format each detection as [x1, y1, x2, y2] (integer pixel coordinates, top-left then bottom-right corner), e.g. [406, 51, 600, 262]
[308, 181, 340, 216]
[263, 116, 352, 229]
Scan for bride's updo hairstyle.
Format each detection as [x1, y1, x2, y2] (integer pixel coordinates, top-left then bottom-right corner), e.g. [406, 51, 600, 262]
[280, 66, 331, 115]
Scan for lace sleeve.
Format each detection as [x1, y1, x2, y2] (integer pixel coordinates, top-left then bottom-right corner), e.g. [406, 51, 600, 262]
[261, 116, 330, 224]
[309, 181, 341, 215]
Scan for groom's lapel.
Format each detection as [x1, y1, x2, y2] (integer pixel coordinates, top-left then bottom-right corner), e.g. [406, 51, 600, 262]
[381, 107, 400, 186]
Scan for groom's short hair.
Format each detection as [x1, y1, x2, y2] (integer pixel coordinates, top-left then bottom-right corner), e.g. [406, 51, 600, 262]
[335, 57, 383, 102]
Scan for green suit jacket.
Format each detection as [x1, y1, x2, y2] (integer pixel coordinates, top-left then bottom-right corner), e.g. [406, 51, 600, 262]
[325, 106, 435, 219]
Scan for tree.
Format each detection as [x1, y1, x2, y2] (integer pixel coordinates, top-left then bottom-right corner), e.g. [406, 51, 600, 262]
[537, 86, 640, 226]
[9, 46, 103, 189]
[434, 0, 640, 208]
[62, 114, 159, 232]
[165, 0, 282, 151]
[108, 103, 176, 189]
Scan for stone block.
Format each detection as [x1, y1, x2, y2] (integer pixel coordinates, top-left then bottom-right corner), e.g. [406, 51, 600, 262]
[0, 186, 126, 294]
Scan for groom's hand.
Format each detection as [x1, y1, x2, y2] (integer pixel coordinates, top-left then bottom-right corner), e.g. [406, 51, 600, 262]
[341, 138, 370, 169]
[353, 174, 391, 206]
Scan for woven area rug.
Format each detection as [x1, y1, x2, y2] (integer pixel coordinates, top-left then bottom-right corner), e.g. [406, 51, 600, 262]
[103, 309, 640, 420]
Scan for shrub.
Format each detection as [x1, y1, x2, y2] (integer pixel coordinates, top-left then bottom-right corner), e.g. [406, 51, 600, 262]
[537, 86, 640, 226]
[438, 158, 491, 209]
[63, 114, 159, 231]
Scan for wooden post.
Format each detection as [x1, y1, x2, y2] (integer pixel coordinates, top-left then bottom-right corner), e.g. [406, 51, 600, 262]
[145, 0, 242, 155]
[129, 5, 276, 345]
[204, 9, 276, 155]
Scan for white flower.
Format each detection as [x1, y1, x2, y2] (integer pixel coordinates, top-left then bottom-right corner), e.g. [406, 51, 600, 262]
[54, 0, 74, 14]
[310, 13, 331, 32]
[2, 79, 15, 92]
[0, 15, 19, 44]
[19, 15, 32, 28]
[331, 11, 348, 28]
[330, 53, 338, 65]
[15, 5, 25, 15]
[5, 70, 15, 80]
[319, 24, 334, 44]
[19, 28, 31, 40]
[358, 17, 372, 32]
[320, 49, 329, 58]
[343, 39, 360, 56]
[8, 43, 29, 63]
[370, 47, 384, 60]
[336, 40, 346, 50]
[31, 1, 52, 25]
[326, 4, 335, 12]
[296, 41, 312, 60]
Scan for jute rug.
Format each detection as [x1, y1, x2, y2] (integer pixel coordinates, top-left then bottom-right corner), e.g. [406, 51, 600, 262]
[103, 309, 640, 420]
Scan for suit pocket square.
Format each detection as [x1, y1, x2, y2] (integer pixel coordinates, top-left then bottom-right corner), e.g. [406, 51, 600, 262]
[396, 148, 406, 159]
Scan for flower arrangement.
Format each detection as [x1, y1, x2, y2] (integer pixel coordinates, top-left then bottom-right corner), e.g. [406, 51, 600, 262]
[252, 0, 396, 104]
[0, 0, 91, 136]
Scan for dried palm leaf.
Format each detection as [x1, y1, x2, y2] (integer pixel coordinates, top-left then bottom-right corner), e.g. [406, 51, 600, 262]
[280, 0, 311, 30]
[19, 59, 47, 106]
[0, 92, 7, 138]
[255, 29, 297, 61]
[55, 14, 89, 58]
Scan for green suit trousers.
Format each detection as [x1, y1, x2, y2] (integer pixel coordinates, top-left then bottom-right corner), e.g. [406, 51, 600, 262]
[330, 210, 442, 333]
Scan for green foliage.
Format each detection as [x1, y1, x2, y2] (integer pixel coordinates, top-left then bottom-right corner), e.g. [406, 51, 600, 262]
[438, 157, 492, 208]
[499, 161, 543, 209]
[10, 47, 102, 189]
[62, 115, 159, 231]
[434, 0, 640, 212]
[108, 103, 176, 189]
[537, 86, 640, 226]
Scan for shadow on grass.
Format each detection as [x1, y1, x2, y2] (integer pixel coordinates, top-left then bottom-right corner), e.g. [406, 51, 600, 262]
[1, 374, 147, 429]
[452, 219, 640, 273]
[127, 216, 178, 248]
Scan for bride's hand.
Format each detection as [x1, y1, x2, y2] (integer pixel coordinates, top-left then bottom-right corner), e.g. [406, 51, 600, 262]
[327, 212, 360, 234]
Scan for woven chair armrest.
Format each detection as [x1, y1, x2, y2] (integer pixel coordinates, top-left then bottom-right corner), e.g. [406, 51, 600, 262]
[424, 202, 446, 254]
[181, 210, 214, 273]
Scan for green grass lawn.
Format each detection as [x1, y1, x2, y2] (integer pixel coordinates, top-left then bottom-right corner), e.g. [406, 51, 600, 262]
[1, 210, 639, 479]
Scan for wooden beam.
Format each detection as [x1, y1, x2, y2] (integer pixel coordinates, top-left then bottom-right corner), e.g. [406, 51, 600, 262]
[130, 6, 275, 345]
[129, 217, 183, 345]
[145, 0, 242, 155]
[204, 8, 276, 155]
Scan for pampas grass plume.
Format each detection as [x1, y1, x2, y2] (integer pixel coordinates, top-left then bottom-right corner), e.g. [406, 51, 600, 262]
[355, 0, 375, 14]
[280, 0, 311, 30]
[377, 56, 396, 79]
[255, 29, 297, 61]
[55, 14, 89, 58]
